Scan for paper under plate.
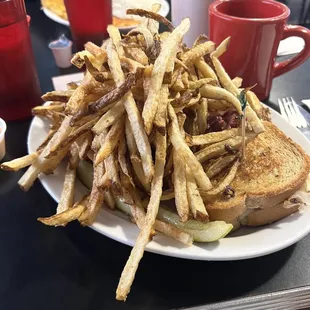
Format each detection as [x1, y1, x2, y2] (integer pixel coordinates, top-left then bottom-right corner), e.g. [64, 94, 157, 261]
[27, 108, 310, 261]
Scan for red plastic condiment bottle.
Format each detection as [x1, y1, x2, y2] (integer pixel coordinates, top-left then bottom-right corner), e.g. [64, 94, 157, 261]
[0, 0, 41, 121]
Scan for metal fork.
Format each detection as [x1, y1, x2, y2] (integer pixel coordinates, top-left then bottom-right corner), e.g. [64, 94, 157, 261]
[278, 97, 308, 128]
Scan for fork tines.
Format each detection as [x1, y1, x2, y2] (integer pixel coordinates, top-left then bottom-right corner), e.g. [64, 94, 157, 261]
[278, 97, 308, 129]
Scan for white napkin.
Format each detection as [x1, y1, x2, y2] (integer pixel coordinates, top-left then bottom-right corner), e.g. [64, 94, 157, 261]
[52, 72, 84, 91]
[277, 36, 305, 56]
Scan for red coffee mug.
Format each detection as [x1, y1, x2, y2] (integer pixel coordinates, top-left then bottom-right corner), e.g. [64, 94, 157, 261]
[209, 0, 310, 100]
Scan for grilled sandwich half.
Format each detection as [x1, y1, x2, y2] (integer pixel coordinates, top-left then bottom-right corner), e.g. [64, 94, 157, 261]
[205, 121, 310, 228]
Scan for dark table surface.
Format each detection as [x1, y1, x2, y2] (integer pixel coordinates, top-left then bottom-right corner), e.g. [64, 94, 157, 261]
[1, 1, 310, 309]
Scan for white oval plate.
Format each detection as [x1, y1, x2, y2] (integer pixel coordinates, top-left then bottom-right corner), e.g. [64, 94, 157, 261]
[42, 7, 69, 26]
[42, 0, 170, 31]
[27, 108, 310, 261]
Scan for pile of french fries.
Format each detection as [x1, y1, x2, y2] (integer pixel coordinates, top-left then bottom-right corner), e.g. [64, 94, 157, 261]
[1, 5, 268, 301]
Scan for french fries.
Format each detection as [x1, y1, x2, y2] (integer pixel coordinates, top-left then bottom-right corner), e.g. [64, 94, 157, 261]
[186, 165, 209, 221]
[116, 194, 193, 245]
[107, 36, 154, 182]
[79, 186, 104, 225]
[142, 18, 190, 134]
[124, 46, 149, 65]
[194, 59, 218, 81]
[200, 84, 243, 115]
[187, 128, 239, 146]
[84, 41, 107, 62]
[127, 26, 154, 50]
[195, 136, 243, 163]
[125, 117, 150, 192]
[207, 99, 229, 111]
[154, 220, 193, 245]
[1, 153, 38, 171]
[46, 117, 99, 158]
[84, 56, 112, 83]
[75, 132, 93, 160]
[127, 8, 174, 31]
[201, 159, 240, 196]
[197, 98, 208, 134]
[153, 84, 169, 134]
[211, 55, 265, 134]
[38, 203, 86, 227]
[246, 90, 263, 117]
[168, 104, 212, 191]
[118, 135, 135, 187]
[143, 3, 161, 35]
[182, 41, 215, 65]
[116, 131, 166, 301]
[160, 189, 175, 201]
[95, 115, 125, 165]
[206, 154, 238, 178]
[88, 70, 142, 115]
[173, 151, 189, 222]
[3, 8, 268, 301]
[232, 77, 243, 88]
[32, 103, 65, 115]
[56, 159, 78, 214]
[18, 116, 73, 191]
[105, 152, 121, 195]
[211, 37, 231, 59]
[80, 173, 105, 225]
[42, 90, 73, 102]
[107, 24, 124, 56]
[188, 78, 216, 89]
[92, 101, 125, 134]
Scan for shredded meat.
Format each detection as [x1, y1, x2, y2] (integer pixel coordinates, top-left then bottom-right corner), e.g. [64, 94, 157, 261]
[207, 109, 240, 132]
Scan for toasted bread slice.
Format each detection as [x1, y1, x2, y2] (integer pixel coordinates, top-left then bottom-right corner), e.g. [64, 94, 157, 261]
[234, 121, 310, 208]
[205, 121, 310, 227]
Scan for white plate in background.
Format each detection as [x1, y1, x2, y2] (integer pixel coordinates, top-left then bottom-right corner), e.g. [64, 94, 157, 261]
[42, 0, 170, 31]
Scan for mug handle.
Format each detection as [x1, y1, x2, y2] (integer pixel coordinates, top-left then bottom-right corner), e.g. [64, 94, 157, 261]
[273, 25, 310, 78]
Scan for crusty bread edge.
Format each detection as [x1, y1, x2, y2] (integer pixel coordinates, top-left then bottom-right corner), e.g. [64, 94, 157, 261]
[206, 193, 247, 224]
[243, 123, 310, 199]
